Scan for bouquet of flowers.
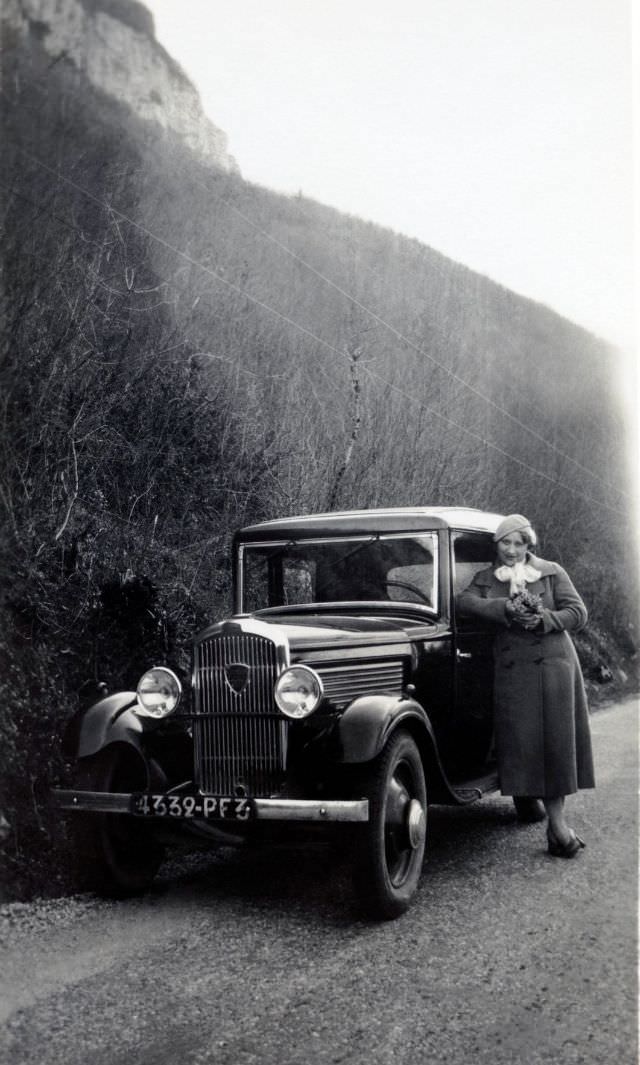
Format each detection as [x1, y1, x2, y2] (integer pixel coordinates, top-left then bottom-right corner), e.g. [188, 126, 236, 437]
[509, 589, 544, 622]
[511, 589, 543, 614]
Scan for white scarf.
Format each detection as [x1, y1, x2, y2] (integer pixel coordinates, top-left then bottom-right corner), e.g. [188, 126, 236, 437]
[494, 560, 542, 596]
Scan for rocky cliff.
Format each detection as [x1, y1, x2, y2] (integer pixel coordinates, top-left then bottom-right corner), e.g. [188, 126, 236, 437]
[3, 0, 238, 171]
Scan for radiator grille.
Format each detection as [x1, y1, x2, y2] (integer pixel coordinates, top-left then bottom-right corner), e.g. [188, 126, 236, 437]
[193, 633, 286, 796]
[317, 660, 404, 708]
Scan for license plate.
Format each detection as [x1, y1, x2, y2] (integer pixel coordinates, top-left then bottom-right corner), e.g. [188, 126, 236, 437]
[131, 794, 254, 821]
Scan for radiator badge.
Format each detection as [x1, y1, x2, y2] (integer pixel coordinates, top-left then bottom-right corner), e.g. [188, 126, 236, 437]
[224, 662, 250, 694]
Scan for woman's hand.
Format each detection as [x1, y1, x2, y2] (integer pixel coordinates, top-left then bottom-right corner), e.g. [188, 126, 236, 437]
[512, 613, 542, 631]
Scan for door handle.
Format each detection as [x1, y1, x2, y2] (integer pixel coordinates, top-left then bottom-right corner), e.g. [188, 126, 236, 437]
[456, 650, 473, 659]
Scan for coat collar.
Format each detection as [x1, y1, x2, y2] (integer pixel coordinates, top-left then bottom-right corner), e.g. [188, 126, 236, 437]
[474, 553, 556, 585]
[526, 554, 557, 576]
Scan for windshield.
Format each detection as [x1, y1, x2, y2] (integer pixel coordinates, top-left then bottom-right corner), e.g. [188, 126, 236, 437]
[239, 534, 438, 613]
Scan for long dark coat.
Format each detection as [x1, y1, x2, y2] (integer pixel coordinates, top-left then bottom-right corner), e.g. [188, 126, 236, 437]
[457, 554, 595, 797]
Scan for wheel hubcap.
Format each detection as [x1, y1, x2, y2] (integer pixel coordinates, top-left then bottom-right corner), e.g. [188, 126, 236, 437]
[383, 757, 427, 886]
[406, 798, 426, 850]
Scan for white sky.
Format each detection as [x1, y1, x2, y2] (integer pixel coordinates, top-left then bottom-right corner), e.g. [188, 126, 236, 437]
[145, 0, 635, 355]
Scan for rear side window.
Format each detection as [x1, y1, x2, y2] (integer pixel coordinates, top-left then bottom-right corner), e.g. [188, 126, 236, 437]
[452, 531, 495, 595]
[452, 533, 496, 630]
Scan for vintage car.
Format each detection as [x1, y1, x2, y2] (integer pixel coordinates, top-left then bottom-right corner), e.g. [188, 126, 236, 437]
[54, 506, 535, 920]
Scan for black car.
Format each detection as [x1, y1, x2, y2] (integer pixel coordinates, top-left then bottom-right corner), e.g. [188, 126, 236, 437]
[55, 506, 518, 919]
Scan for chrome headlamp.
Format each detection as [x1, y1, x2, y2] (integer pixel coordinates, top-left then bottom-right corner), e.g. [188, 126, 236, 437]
[274, 665, 323, 719]
[135, 667, 182, 719]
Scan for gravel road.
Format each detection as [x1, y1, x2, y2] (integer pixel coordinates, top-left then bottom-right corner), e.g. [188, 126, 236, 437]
[1, 698, 637, 1065]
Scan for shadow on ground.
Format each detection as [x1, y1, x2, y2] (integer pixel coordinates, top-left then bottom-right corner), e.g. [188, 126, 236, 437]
[149, 795, 525, 923]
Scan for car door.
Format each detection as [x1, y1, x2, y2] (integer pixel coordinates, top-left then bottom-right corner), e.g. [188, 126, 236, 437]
[448, 530, 497, 774]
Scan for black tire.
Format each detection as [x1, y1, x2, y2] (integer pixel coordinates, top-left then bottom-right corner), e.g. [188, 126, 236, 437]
[353, 729, 427, 920]
[72, 746, 164, 898]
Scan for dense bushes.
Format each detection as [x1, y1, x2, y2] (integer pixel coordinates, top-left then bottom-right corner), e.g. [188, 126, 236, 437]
[0, 51, 278, 895]
[0, 30, 636, 898]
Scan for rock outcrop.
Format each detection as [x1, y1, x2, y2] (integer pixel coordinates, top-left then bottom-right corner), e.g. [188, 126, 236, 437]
[3, 0, 238, 171]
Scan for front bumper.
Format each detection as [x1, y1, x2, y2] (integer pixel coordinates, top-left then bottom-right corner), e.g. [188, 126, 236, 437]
[51, 789, 369, 823]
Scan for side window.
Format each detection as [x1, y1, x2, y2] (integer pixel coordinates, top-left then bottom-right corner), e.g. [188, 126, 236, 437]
[452, 531, 495, 628]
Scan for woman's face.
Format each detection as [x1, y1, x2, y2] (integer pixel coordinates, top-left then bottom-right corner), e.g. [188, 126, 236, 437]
[496, 532, 528, 566]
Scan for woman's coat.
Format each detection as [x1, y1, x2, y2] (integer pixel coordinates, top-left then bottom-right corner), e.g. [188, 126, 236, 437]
[457, 554, 595, 797]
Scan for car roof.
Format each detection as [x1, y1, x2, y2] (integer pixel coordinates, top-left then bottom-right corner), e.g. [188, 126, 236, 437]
[236, 507, 504, 542]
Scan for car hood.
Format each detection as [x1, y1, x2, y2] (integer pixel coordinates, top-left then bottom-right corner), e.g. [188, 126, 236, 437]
[197, 611, 428, 660]
[258, 612, 413, 651]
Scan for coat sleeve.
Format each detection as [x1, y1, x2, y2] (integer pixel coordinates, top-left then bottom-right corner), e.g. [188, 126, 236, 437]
[540, 565, 588, 634]
[456, 571, 510, 627]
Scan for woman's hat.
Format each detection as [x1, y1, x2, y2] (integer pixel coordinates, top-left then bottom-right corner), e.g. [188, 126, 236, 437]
[493, 513, 536, 543]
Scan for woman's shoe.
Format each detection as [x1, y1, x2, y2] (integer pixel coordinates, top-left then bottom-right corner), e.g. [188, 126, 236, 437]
[547, 826, 586, 858]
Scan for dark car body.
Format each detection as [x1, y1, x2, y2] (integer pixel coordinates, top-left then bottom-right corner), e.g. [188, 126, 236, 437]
[55, 506, 505, 918]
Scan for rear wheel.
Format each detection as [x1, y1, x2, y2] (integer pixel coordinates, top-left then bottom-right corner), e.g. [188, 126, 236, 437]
[72, 746, 164, 898]
[353, 730, 427, 920]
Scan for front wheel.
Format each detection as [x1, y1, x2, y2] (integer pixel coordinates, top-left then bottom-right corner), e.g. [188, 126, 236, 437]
[72, 746, 165, 898]
[353, 730, 427, 920]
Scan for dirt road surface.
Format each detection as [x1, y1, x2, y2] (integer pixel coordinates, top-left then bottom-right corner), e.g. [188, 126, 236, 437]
[1, 698, 637, 1065]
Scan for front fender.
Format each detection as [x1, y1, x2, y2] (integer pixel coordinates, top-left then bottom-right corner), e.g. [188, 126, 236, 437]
[336, 694, 436, 763]
[335, 694, 463, 803]
[63, 692, 151, 760]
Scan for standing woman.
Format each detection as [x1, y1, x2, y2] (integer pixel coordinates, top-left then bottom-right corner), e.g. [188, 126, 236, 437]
[457, 514, 595, 856]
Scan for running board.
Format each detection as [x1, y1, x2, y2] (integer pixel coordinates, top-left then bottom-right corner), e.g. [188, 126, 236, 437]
[450, 771, 500, 805]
